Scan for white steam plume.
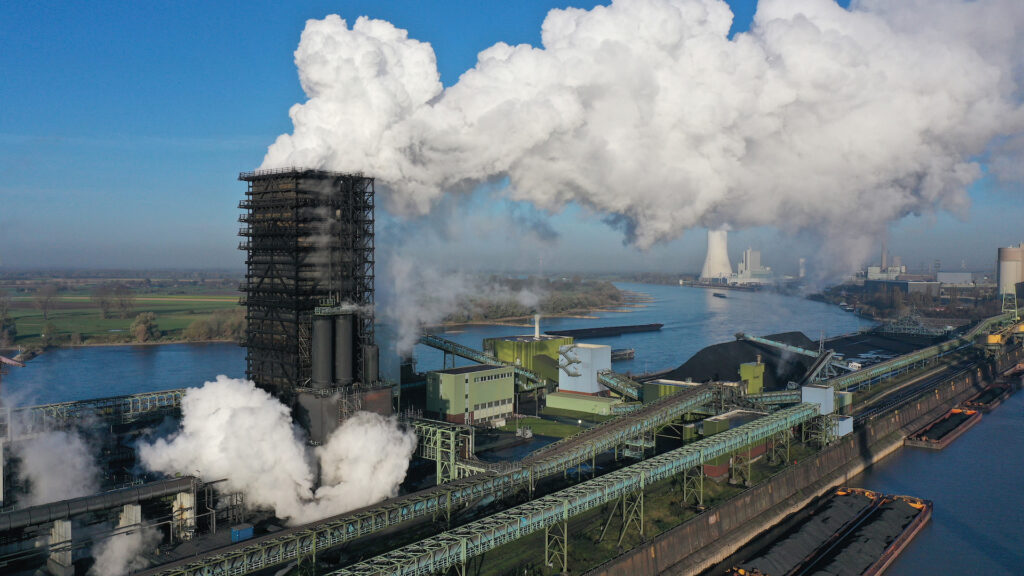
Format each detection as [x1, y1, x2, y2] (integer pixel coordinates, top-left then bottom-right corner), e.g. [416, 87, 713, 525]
[89, 525, 161, 576]
[380, 254, 543, 355]
[14, 430, 100, 506]
[262, 0, 1024, 274]
[138, 376, 416, 525]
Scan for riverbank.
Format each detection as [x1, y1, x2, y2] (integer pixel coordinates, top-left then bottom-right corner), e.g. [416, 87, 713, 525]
[5, 338, 237, 362]
[587, 352, 1020, 576]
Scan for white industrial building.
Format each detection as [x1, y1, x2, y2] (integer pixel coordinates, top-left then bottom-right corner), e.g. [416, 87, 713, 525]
[557, 343, 611, 395]
[733, 247, 773, 284]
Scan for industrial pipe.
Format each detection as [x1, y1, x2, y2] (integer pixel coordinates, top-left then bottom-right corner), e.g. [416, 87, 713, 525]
[0, 476, 198, 533]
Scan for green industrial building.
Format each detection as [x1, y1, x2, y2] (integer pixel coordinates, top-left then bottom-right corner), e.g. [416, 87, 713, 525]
[426, 364, 515, 425]
[483, 334, 574, 387]
[739, 359, 765, 394]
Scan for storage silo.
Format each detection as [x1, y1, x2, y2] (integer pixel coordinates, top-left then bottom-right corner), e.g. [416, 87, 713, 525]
[997, 244, 1024, 295]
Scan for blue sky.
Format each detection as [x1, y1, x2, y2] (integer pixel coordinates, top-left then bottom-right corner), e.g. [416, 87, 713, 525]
[0, 0, 1019, 274]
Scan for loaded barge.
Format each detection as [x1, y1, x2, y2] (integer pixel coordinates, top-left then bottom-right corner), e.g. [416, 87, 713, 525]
[905, 408, 982, 450]
[546, 323, 663, 339]
[963, 385, 1012, 412]
[724, 488, 931, 576]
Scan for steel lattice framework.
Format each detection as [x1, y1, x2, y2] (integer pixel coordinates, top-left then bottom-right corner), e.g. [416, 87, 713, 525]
[326, 403, 820, 576]
[826, 313, 1008, 391]
[137, 385, 717, 576]
[1, 388, 185, 440]
[239, 168, 374, 395]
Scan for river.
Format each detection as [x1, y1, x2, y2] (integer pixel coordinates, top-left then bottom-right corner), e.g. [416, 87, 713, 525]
[1, 282, 1021, 571]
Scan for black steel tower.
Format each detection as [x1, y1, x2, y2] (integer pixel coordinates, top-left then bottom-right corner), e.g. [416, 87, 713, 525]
[238, 168, 377, 404]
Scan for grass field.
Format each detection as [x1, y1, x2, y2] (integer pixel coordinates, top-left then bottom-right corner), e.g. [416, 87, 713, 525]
[6, 295, 239, 345]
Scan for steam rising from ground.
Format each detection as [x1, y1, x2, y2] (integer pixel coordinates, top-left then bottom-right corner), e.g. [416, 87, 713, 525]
[89, 525, 161, 576]
[381, 255, 543, 355]
[138, 376, 416, 524]
[263, 0, 1024, 274]
[14, 430, 100, 506]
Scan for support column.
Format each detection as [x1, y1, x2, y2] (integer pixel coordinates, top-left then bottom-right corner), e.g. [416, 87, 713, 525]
[47, 519, 74, 576]
[681, 465, 704, 508]
[172, 491, 196, 542]
[545, 520, 568, 574]
[545, 501, 569, 574]
[118, 503, 142, 529]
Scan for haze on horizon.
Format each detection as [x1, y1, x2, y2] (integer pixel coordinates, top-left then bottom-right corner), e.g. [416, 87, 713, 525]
[1, 0, 1022, 277]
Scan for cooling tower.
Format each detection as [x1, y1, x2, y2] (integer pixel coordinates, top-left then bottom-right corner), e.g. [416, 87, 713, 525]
[998, 244, 1024, 295]
[700, 229, 733, 280]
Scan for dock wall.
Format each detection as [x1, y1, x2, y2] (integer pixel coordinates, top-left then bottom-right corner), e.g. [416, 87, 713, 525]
[587, 353, 1018, 576]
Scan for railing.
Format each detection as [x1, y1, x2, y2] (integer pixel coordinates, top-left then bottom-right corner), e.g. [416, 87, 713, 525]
[326, 404, 820, 576]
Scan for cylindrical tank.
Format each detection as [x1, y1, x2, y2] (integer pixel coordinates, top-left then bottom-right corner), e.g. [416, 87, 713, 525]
[311, 316, 333, 389]
[334, 313, 354, 385]
[362, 344, 379, 384]
[998, 245, 1024, 295]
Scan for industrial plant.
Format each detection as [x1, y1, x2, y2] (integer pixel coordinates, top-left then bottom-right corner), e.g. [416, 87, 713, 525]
[0, 166, 1021, 576]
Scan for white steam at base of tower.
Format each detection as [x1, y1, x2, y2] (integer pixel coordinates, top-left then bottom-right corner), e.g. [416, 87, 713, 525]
[260, 0, 1024, 275]
[138, 376, 417, 525]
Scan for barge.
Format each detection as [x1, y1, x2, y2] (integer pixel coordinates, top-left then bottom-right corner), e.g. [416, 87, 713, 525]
[726, 488, 931, 576]
[905, 408, 982, 450]
[963, 385, 1011, 412]
[545, 323, 663, 339]
[610, 348, 635, 361]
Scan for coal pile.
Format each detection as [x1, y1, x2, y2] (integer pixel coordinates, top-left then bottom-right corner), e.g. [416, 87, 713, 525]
[737, 491, 875, 575]
[662, 332, 814, 390]
[811, 498, 920, 575]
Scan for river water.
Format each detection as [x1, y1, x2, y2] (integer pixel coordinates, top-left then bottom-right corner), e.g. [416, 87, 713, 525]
[4, 283, 1019, 571]
[851, 390, 1024, 575]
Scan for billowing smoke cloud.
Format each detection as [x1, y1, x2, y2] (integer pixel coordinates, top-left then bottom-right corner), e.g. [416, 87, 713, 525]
[15, 430, 101, 506]
[262, 0, 1024, 274]
[89, 525, 161, 576]
[381, 254, 543, 354]
[138, 376, 416, 524]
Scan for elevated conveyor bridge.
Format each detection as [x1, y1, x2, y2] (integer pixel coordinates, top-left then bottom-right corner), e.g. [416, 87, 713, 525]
[326, 403, 820, 576]
[826, 313, 1008, 391]
[1, 388, 186, 440]
[418, 333, 546, 391]
[138, 384, 719, 576]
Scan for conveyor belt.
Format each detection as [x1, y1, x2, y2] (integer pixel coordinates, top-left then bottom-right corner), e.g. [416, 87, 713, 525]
[327, 404, 820, 576]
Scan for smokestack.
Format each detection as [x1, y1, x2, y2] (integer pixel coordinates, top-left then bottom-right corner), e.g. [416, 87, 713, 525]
[534, 314, 541, 338]
[700, 228, 732, 281]
[881, 238, 888, 269]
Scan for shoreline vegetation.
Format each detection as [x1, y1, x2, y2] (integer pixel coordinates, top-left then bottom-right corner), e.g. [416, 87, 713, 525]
[0, 274, 640, 362]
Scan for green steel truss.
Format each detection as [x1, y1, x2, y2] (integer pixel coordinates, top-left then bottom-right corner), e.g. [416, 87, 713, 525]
[139, 385, 718, 576]
[326, 403, 819, 576]
[747, 390, 802, 406]
[404, 418, 477, 485]
[417, 334, 546, 391]
[596, 370, 643, 400]
[825, 313, 1008, 392]
[1, 388, 185, 439]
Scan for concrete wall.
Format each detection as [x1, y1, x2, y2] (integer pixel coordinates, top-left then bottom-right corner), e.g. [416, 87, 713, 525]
[559, 343, 611, 394]
[586, 356, 1013, 576]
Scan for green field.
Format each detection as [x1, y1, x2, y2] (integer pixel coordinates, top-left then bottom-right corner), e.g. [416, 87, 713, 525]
[5, 295, 239, 346]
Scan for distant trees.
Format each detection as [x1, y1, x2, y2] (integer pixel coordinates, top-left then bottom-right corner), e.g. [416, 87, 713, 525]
[183, 308, 245, 341]
[33, 284, 59, 320]
[92, 283, 136, 318]
[0, 289, 13, 347]
[130, 312, 160, 342]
